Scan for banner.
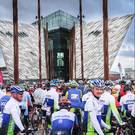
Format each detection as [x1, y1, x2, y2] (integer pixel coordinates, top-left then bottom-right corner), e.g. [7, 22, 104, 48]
[0, 69, 3, 84]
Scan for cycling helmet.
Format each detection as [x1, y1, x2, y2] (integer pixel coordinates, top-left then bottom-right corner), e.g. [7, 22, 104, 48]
[90, 79, 105, 88]
[126, 80, 131, 85]
[119, 80, 126, 85]
[10, 85, 24, 94]
[69, 80, 78, 88]
[124, 84, 132, 92]
[104, 80, 114, 90]
[50, 83, 56, 87]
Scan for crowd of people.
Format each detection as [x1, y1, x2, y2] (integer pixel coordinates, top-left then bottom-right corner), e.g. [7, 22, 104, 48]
[0, 78, 134, 135]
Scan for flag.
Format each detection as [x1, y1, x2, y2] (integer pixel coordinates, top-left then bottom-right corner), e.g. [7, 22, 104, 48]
[0, 69, 3, 84]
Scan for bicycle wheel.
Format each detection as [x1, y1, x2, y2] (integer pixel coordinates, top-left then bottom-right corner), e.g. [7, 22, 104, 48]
[31, 112, 39, 130]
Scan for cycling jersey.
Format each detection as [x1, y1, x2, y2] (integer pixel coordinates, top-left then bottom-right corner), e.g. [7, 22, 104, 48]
[33, 88, 47, 105]
[1, 97, 24, 135]
[99, 91, 123, 126]
[43, 87, 59, 111]
[85, 94, 109, 135]
[82, 92, 92, 109]
[120, 91, 135, 112]
[131, 103, 135, 117]
[66, 88, 82, 108]
[0, 95, 11, 113]
[0, 95, 11, 129]
[0, 90, 5, 99]
[20, 91, 33, 116]
[120, 84, 126, 97]
[51, 109, 75, 134]
[82, 92, 92, 132]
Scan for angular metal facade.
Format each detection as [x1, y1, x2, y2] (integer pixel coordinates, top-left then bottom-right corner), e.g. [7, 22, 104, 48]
[74, 15, 134, 79]
[0, 21, 46, 80]
[0, 14, 134, 80]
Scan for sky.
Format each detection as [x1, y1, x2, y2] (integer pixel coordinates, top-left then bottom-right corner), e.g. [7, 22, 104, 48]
[0, 0, 134, 73]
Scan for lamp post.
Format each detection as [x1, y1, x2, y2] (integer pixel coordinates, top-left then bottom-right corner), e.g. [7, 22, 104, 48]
[13, 0, 19, 84]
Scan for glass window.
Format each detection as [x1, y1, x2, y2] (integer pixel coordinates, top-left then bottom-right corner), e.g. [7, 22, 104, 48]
[57, 52, 64, 67]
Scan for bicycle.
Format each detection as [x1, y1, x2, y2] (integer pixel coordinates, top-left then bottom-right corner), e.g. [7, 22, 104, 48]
[31, 104, 51, 135]
[19, 128, 37, 135]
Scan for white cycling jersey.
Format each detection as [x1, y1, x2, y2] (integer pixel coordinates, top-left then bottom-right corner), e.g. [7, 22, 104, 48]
[82, 92, 92, 102]
[33, 88, 47, 105]
[2, 97, 24, 133]
[85, 94, 109, 135]
[120, 91, 135, 112]
[99, 91, 123, 125]
[20, 91, 33, 115]
[43, 87, 59, 110]
[0, 90, 5, 99]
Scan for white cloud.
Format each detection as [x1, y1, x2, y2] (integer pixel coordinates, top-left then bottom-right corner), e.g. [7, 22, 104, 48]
[111, 55, 135, 73]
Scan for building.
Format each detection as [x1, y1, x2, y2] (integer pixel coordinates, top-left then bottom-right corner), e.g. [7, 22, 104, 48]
[0, 10, 134, 81]
[0, 67, 10, 84]
[125, 68, 135, 80]
[109, 71, 120, 80]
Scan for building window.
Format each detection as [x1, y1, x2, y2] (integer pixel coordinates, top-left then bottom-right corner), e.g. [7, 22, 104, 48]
[0, 31, 6, 36]
[57, 52, 64, 67]
[6, 31, 13, 37]
[18, 32, 28, 38]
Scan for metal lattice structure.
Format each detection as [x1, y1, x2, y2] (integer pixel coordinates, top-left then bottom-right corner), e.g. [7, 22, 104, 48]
[74, 14, 134, 79]
[0, 12, 134, 80]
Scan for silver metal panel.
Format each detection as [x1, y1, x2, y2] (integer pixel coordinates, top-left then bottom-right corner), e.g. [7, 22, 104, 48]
[74, 15, 134, 79]
[0, 14, 134, 80]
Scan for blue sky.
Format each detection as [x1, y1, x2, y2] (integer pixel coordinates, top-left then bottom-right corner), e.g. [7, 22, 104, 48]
[0, 0, 134, 72]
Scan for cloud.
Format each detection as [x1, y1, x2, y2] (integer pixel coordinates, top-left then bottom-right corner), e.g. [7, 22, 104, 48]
[119, 50, 134, 58]
[0, 0, 134, 23]
[111, 55, 135, 72]
[0, 0, 134, 72]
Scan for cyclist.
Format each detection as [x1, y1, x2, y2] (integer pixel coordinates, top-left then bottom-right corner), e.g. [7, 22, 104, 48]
[120, 84, 135, 117]
[33, 83, 47, 106]
[119, 80, 126, 97]
[66, 80, 82, 109]
[81, 81, 92, 133]
[66, 80, 82, 134]
[0, 85, 25, 135]
[51, 97, 77, 135]
[84, 79, 110, 135]
[131, 102, 135, 129]
[0, 85, 12, 131]
[42, 83, 59, 130]
[42, 82, 59, 112]
[0, 86, 5, 99]
[111, 84, 121, 108]
[0, 85, 12, 114]
[20, 85, 33, 130]
[99, 81, 123, 135]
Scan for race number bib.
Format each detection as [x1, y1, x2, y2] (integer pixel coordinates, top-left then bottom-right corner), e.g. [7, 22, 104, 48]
[71, 94, 78, 99]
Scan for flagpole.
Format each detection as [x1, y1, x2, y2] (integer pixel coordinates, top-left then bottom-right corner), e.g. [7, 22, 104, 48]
[13, 0, 19, 84]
